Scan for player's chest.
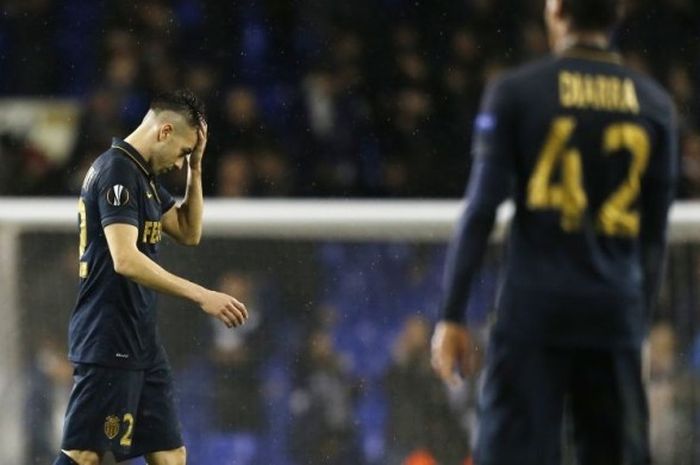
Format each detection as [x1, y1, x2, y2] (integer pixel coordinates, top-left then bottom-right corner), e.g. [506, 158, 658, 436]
[138, 185, 164, 246]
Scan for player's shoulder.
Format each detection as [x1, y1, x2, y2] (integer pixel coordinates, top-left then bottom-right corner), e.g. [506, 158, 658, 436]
[485, 55, 559, 100]
[498, 55, 558, 85]
[96, 147, 143, 180]
[625, 67, 674, 117]
[84, 146, 142, 194]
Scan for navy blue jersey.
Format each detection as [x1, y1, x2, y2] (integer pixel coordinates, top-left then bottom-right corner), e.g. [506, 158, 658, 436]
[442, 45, 677, 347]
[68, 139, 176, 368]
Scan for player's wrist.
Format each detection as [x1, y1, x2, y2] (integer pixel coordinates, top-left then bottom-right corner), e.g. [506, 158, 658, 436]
[188, 283, 207, 305]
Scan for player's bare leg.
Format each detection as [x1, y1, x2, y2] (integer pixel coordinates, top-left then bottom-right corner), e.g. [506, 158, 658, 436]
[61, 449, 101, 465]
[145, 446, 187, 465]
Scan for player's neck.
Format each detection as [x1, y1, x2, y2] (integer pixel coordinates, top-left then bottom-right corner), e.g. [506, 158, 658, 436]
[558, 31, 609, 53]
[124, 127, 152, 163]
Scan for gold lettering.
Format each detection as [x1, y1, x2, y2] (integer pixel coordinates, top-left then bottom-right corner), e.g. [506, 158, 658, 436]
[623, 78, 640, 114]
[560, 72, 573, 107]
[558, 72, 639, 114]
[142, 222, 153, 243]
[149, 222, 162, 244]
[142, 221, 163, 244]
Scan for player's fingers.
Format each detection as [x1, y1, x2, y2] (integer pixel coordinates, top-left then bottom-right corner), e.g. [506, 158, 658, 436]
[225, 303, 245, 326]
[222, 306, 240, 327]
[231, 298, 248, 319]
[218, 312, 233, 328]
[431, 348, 455, 385]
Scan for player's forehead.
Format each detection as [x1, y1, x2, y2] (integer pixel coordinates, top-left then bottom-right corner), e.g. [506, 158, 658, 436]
[170, 116, 198, 148]
[179, 124, 198, 146]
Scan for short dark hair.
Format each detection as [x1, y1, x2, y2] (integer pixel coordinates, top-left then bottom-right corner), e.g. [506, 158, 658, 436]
[562, 0, 619, 31]
[150, 89, 206, 127]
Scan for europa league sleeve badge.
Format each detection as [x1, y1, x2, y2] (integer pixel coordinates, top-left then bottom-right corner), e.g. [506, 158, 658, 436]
[106, 184, 131, 207]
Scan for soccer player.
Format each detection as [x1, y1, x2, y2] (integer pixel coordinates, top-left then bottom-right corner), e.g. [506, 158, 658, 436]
[431, 0, 677, 464]
[54, 90, 249, 465]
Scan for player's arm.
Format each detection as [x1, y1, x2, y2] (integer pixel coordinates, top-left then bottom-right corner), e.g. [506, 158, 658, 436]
[432, 77, 515, 385]
[639, 99, 678, 317]
[104, 222, 247, 328]
[162, 122, 207, 246]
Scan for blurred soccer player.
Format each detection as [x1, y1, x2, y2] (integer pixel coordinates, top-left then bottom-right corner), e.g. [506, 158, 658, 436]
[53, 90, 248, 465]
[431, 0, 677, 464]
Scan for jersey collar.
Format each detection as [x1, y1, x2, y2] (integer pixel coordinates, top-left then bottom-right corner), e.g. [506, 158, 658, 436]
[560, 43, 623, 65]
[111, 138, 156, 179]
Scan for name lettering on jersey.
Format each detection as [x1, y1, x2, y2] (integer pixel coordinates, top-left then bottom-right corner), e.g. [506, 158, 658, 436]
[559, 71, 639, 114]
[115, 353, 130, 358]
[82, 166, 98, 191]
[142, 221, 163, 244]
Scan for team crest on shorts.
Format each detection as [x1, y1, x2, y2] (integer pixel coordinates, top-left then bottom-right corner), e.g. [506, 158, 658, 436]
[104, 415, 121, 439]
[106, 184, 130, 207]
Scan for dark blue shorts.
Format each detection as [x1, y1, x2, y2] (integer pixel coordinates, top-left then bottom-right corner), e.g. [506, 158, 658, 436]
[60, 361, 183, 462]
[475, 333, 650, 465]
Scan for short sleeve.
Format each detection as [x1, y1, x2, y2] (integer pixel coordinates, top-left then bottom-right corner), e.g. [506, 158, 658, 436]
[157, 183, 176, 214]
[97, 158, 141, 228]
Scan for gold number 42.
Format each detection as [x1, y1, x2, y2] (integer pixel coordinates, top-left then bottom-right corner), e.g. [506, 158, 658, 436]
[526, 116, 650, 237]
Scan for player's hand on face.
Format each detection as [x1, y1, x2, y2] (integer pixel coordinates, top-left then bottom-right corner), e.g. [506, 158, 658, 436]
[199, 289, 248, 328]
[189, 121, 208, 168]
[431, 321, 481, 387]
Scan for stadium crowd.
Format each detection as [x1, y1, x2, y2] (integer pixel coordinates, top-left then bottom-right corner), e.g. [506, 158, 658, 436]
[1, 0, 699, 198]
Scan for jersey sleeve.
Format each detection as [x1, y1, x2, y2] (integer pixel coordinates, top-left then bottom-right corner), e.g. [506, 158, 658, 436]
[440, 76, 516, 323]
[639, 97, 679, 316]
[157, 183, 176, 214]
[97, 158, 141, 228]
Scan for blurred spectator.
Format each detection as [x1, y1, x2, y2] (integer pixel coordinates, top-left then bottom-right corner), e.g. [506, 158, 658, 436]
[64, 88, 126, 194]
[25, 336, 73, 465]
[289, 327, 364, 465]
[383, 316, 471, 465]
[209, 271, 267, 433]
[667, 64, 699, 130]
[647, 322, 693, 465]
[679, 129, 700, 199]
[217, 150, 255, 197]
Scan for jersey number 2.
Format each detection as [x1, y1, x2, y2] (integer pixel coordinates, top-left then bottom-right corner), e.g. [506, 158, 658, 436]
[526, 116, 650, 237]
[78, 197, 88, 277]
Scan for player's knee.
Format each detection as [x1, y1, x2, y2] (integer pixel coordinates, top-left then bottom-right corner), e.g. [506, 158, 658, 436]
[57, 450, 100, 465]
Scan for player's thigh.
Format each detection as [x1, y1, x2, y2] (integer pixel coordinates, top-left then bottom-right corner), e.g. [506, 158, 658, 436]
[62, 449, 101, 465]
[475, 333, 571, 465]
[145, 446, 186, 465]
[128, 362, 184, 458]
[570, 348, 649, 465]
[61, 364, 143, 459]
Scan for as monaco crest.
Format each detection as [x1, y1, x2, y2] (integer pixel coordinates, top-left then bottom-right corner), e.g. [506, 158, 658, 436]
[104, 415, 121, 440]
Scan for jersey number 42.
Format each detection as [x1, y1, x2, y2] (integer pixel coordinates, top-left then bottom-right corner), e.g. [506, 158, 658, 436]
[527, 116, 650, 237]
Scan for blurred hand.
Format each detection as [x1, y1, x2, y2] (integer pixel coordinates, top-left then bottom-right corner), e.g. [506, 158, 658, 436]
[431, 321, 481, 386]
[189, 121, 208, 168]
[199, 289, 248, 328]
